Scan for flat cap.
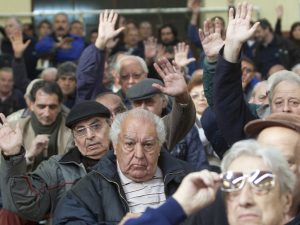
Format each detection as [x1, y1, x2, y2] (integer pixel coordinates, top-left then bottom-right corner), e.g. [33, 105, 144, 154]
[244, 113, 300, 137]
[66, 101, 111, 128]
[126, 78, 164, 101]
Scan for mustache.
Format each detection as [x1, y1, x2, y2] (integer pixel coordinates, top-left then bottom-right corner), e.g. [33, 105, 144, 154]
[57, 26, 65, 31]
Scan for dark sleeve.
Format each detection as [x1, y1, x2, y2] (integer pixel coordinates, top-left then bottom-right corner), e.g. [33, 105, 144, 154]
[213, 47, 257, 145]
[76, 44, 106, 103]
[203, 59, 217, 107]
[187, 24, 203, 49]
[125, 197, 187, 225]
[12, 58, 30, 94]
[275, 18, 282, 36]
[286, 39, 300, 68]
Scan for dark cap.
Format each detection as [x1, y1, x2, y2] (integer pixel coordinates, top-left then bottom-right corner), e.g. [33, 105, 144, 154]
[244, 113, 300, 137]
[126, 78, 163, 101]
[66, 101, 111, 128]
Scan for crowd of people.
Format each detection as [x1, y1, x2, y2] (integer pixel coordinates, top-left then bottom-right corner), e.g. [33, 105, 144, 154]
[0, 0, 299, 225]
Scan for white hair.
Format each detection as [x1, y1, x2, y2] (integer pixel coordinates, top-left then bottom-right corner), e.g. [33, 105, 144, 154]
[221, 139, 295, 194]
[110, 108, 166, 146]
[115, 55, 149, 75]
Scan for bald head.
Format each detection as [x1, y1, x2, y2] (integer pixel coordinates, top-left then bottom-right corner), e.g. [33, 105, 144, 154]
[96, 93, 126, 119]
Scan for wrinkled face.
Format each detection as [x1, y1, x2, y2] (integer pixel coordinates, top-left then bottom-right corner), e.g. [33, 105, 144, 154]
[53, 14, 69, 37]
[73, 117, 110, 160]
[255, 26, 268, 43]
[114, 116, 160, 182]
[0, 70, 14, 96]
[124, 29, 140, 47]
[96, 94, 126, 119]
[241, 60, 255, 88]
[139, 22, 152, 40]
[70, 22, 84, 37]
[249, 82, 268, 105]
[271, 81, 300, 115]
[119, 59, 147, 92]
[257, 127, 300, 205]
[292, 25, 300, 41]
[57, 75, 76, 96]
[132, 94, 166, 117]
[30, 90, 61, 126]
[189, 84, 208, 116]
[160, 27, 175, 45]
[226, 155, 290, 225]
[38, 22, 51, 38]
[5, 18, 21, 37]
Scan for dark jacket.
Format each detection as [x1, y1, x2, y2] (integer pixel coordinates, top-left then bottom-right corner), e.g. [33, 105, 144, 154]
[53, 150, 196, 225]
[254, 34, 300, 79]
[0, 147, 87, 221]
[0, 89, 26, 116]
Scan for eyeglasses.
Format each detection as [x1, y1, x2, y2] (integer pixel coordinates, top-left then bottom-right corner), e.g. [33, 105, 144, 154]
[73, 123, 103, 137]
[221, 170, 275, 194]
[119, 73, 144, 81]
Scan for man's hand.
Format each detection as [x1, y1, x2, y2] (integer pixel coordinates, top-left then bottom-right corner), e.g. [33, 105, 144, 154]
[25, 135, 49, 163]
[118, 212, 141, 225]
[174, 42, 196, 68]
[95, 10, 125, 49]
[153, 57, 189, 103]
[9, 30, 31, 59]
[224, 2, 260, 62]
[144, 37, 157, 61]
[173, 170, 221, 216]
[276, 5, 284, 19]
[199, 18, 224, 62]
[0, 113, 22, 156]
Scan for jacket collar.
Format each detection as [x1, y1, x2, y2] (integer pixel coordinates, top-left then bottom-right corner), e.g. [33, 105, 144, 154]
[59, 147, 82, 164]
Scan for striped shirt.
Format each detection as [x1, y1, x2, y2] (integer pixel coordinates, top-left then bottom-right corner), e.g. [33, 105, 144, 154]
[117, 166, 166, 213]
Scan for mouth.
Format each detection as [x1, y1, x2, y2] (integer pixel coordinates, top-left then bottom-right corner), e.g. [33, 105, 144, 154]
[238, 213, 260, 221]
[87, 143, 101, 150]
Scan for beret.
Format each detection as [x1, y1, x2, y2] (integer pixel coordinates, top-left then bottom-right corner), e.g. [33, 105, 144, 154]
[66, 101, 111, 128]
[244, 112, 300, 137]
[126, 78, 164, 101]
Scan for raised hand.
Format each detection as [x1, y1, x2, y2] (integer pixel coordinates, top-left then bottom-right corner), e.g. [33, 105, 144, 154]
[144, 37, 157, 61]
[9, 30, 31, 59]
[153, 57, 189, 103]
[95, 10, 125, 49]
[187, 0, 200, 11]
[25, 134, 49, 163]
[0, 113, 22, 156]
[224, 2, 260, 62]
[174, 42, 196, 68]
[199, 18, 224, 61]
[173, 170, 221, 216]
[276, 5, 284, 19]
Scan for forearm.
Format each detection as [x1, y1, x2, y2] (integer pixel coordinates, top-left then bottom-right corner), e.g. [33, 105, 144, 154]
[76, 44, 106, 103]
[203, 58, 217, 107]
[12, 58, 30, 94]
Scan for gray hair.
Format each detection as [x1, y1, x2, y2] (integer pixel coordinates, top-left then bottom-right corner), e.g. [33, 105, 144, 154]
[267, 70, 300, 104]
[221, 139, 295, 194]
[110, 108, 166, 146]
[115, 55, 149, 75]
[292, 63, 300, 74]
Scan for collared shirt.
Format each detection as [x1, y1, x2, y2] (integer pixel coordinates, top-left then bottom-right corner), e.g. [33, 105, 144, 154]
[117, 164, 166, 213]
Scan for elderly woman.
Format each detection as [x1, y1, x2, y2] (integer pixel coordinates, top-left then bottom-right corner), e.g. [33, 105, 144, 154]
[121, 139, 295, 225]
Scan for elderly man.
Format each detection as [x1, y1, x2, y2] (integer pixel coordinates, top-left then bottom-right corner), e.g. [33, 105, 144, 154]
[53, 108, 195, 224]
[11, 80, 71, 169]
[0, 101, 111, 222]
[126, 77, 205, 168]
[121, 140, 295, 225]
[35, 12, 85, 66]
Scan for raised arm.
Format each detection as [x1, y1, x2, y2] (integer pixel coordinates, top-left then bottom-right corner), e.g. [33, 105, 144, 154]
[213, 2, 260, 145]
[76, 10, 124, 103]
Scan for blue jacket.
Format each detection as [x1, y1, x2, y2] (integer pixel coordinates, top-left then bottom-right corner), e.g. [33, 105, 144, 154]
[53, 150, 196, 225]
[35, 33, 85, 65]
[75, 44, 108, 103]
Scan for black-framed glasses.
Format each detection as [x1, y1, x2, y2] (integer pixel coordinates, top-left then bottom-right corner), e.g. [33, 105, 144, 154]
[221, 170, 275, 194]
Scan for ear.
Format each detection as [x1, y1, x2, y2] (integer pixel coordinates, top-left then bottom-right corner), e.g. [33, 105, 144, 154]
[281, 192, 293, 214]
[29, 101, 34, 112]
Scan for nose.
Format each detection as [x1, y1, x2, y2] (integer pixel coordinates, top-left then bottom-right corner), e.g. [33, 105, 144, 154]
[238, 183, 255, 207]
[134, 143, 144, 159]
[128, 75, 135, 84]
[43, 107, 50, 117]
[86, 127, 95, 139]
[282, 101, 291, 113]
